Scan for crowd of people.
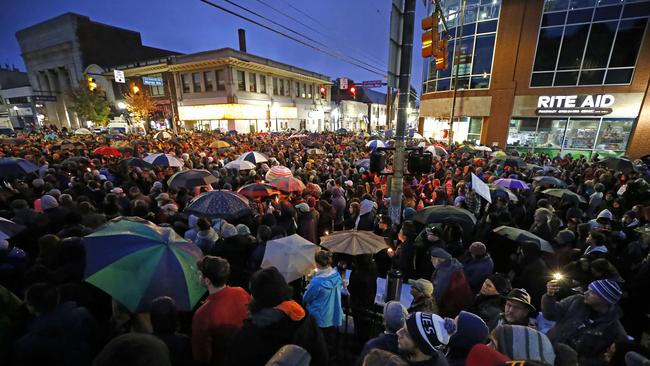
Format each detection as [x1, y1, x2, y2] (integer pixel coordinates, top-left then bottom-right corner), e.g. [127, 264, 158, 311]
[1, 126, 649, 366]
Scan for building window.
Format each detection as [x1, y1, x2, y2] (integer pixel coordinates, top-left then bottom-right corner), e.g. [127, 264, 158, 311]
[279, 78, 285, 96]
[301, 83, 306, 98]
[204, 71, 214, 92]
[294, 81, 300, 97]
[308, 84, 313, 98]
[531, 1, 649, 87]
[216, 70, 226, 91]
[237, 70, 246, 91]
[147, 74, 165, 96]
[284, 80, 290, 96]
[273, 77, 279, 95]
[260, 75, 267, 94]
[181, 74, 190, 93]
[192, 72, 202, 92]
[422, 0, 501, 93]
[249, 72, 257, 92]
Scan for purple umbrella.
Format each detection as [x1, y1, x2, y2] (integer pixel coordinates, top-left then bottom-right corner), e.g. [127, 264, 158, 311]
[493, 178, 530, 190]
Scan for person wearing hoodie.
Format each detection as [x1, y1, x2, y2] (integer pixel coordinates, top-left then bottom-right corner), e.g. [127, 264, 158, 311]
[228, 267, 328, 366]
[194, 217, 219, 254]
[447, 311, 489, 366]
[330, 184, 347, 230]
[430, 247, 473, 318]
[295, 202, 318, 244]
[356, 198, 376, 231]
[462, 242, 494, 294]
[303, 250, 343, 357]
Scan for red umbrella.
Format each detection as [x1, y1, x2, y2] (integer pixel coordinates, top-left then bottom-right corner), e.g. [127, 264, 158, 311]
[93, 146, 122, 158]
[268, 177, 306, 193]
[237, 183, 281, 200]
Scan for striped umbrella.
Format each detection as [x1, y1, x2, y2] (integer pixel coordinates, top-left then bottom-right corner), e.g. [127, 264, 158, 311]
[143, 153, 184, 168]
[184, 190, 251, 220]
[268, 177, 306, 193]
[366, 140, 385, 149]
[237, 183, 281, 200]
[154, 131, 175, 140]
[83, 217, 205, 312]
[0, 158, 39, 179]
[167, 169, 217, 189]
[225, 160, 256, 171]
[265, 165, 293, 181]
[93, 146, 122, 158]
[237, 151, 268, 164]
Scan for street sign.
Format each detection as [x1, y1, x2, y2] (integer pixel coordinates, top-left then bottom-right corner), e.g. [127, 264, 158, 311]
[114, 69, 125, 83]
[340, 78, 348, 90]
[33, 95, 57, 102]
[142, 76, 164, 86]
[360, 80, 386, 88]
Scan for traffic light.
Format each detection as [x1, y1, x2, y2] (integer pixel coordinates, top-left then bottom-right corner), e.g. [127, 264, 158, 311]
[421, 12, 439, 58]
[435, 39, 449, 71]
[87, 77, 97, 92]
[349, 85, 356, 99]
[407, 151, 433, 175]
[320, 86, 326, 99]
[370, 149, 386, 174]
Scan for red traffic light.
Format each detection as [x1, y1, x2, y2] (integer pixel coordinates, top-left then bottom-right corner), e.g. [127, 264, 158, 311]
[320, 86, 326, 93]
[350, 86, 356, 94]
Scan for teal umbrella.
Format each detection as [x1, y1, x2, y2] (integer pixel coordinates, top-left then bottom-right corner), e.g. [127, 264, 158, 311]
[83, 217, 206, 312]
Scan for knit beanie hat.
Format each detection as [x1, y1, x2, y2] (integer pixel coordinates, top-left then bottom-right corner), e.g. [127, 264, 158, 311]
[487, 273, 512, 295]
[250, 267, 292, 309]
[403, 207, 416, 220]
[383, 300, 408, 333]
[295, 203, 310, 213]
[41, 194, 59, 210]
[405, 312, 456, 355]
[469, 242, 487, 256]
[466, 344, 510, 366]
[588, 279, 622, 304]
[492, 325, 555, 365]
[236, 224, 251, 236]
[449, 311, 489, 352]
[220, 223, 238, 238]
[266, 344, 311, 366]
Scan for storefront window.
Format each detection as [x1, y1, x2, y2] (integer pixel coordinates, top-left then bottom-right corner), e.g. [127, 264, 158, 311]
[563, 119, 599, 150]
[596, 118, 634, 151]
[467, 117, 483, 144]
[507, 118, 538, 147]
[536, 118, 567, 148]
[237, 71, 246, 91]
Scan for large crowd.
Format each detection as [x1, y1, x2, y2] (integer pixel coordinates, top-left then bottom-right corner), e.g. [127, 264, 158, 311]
[1, 126, 649, 366]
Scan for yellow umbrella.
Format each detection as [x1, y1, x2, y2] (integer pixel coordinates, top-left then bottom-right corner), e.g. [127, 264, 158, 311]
[493, 150, 507, 158]
[210, 140, 231, 149]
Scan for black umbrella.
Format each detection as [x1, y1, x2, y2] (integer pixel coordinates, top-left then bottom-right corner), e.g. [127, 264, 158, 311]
[532, 176, 567, 188]
[62, 156, 91, 166]
[119, 157, 153, 169]
[167, 169, 217, 189]
[599, 157, 634, 174]
[413, 205, 477, 234]
[0, 157, 39, 179]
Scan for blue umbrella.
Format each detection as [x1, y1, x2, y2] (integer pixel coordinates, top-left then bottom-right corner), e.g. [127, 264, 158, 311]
[0, 158, 39, 179]
[83, 217, 205, 312]
[44, 133, 58, 140]
[184, 190, 251, 221]
[227, 130, 238, 135]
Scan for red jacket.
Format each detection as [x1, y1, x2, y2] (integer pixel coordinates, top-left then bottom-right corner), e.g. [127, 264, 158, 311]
[191, 286, 251, 365]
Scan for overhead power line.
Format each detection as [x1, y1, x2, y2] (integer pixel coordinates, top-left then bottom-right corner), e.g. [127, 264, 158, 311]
[198, 0, 385, 76]
[222, 0, 385, 75]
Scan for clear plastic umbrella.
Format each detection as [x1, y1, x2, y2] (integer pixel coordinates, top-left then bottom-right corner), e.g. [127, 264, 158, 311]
[261, 234, 317, 283]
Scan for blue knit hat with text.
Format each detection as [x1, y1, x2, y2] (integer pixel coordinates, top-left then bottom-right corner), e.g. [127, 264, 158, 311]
[588, 279, 622, 304]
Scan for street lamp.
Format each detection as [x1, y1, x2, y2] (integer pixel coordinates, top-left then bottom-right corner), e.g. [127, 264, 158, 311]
[117, 102, 127, 110]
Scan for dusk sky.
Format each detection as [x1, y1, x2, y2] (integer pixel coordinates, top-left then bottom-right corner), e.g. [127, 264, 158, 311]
[0, 0, 426, 92]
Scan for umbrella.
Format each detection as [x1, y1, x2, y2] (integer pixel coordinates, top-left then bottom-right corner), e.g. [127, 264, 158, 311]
[106, 134, 127, 140]
[117, 146, 134, 154]
[261, 234, 317, 283]
[492, 150, 507, 158]
[306, 148, 326, 156]
[366, 140, 385, 149]
[225, 160, 256, 170]
[355, 159, 370, 170]
[305, 182, 322, 197]
[74, 128, 93, 135]
[143, 153, 184, 168]
[358, 131, 369, 137]
[265, 165, 293, 181]
[289, 134, 308, 139]
[411, 132, 424, 140]
[533, 176, 566, 188]
[542, 188, 587, 203]
[493, 178, 529, 190]
[493, 226, 554, 254]
[474, 146, 492, 152]
[93, 146, 122, 158]
[237, 151, 268, 164]
[320, 230, 388, 255]
[0, 217, 25, 240]
[184, 190, 251, 221]
[491, 156, 527, 168]
[489, 184, 519, 203]
[413, 206, 477, 233]
[336, 128, 348, 134]
[83, 217, 205, 312]
[168, 169, 217, 189]
[154, 131, 175, 140]
[44, 133, 58, 140]
[0, 158, 39, 179]
[455, 145, 475, 154]
[426, 145, 447, 156]
[268, 177, 306, 193]
[307, 133, 320, 140]
[227, 130, 238, 135]
[62, 156, 91, 166]
[237, 183, 281, 200]
[599, 157, 634, 174]
[119, 157, 153, 169]
[209, 140, 231, 149]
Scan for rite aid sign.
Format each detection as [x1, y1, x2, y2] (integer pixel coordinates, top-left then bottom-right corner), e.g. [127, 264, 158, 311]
[535, 94, 615, 116]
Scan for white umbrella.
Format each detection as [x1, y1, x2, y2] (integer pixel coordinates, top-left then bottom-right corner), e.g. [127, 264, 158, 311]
[154, 131, 175, 140]
[237, 151, 269, 164]
[225, 160, 256, 170]
[143, 153, 184, 167]
[411, 132, 424, 140]
[261, 234, 317, 283]
[320, 230, 388, 255]
[425, 146, 438, 157]
[74, 128, 93, 135]
[417, 141, 427, 148]
[474, 146, 493, 152]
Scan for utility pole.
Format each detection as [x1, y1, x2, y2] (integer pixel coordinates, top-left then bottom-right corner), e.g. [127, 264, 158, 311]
[389, 0, 416, 225]
[448, 0, 466, 146]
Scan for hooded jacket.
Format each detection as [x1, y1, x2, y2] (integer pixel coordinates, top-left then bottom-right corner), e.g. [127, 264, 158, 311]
[303, 267, 344, 328]
[330, 187, 346, 225]
[431, 258, 473, 318]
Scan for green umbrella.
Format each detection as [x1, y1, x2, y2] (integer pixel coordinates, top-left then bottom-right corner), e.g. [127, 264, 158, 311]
[493, 225, 554, 254]
[83, 217, 206, 312]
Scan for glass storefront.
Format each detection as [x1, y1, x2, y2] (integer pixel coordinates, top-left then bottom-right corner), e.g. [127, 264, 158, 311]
[423, 116, 484, 144]
[507, 116, 635, 155]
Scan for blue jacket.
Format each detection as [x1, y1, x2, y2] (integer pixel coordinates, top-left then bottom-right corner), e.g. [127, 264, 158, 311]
[303, 268, 343, 328]
[463, 255, 494, 293]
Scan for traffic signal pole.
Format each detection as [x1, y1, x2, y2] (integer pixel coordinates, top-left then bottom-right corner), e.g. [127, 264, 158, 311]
[389, 0, 416, 225]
